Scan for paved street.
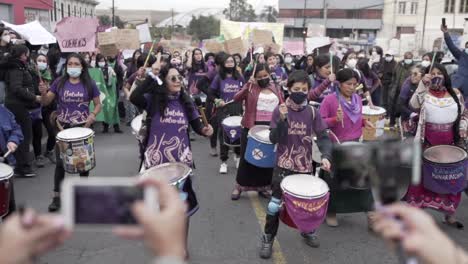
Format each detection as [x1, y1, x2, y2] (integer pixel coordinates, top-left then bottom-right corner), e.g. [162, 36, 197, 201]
[13, 125, 468, 264]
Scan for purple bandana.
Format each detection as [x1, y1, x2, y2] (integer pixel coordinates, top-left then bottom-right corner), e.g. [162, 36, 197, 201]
[280, 192, 329, 233]
[337, 92, 361, 124]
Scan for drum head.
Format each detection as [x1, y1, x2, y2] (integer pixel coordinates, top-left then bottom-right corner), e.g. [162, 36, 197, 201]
[424, 145, 467, 164]
[222, 116, 242, 127]
[362, 106, 386, 115]
[140, 162, 191, 185]
[0, 163, 13, 180]
[57, 127, 94, 141]
[281, 175, 329, 199]
[131, 114, 144, 132]
[248, 125, 271, 144]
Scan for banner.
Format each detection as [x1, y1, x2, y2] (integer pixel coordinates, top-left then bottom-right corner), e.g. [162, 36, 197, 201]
[283, 40, 304, 55]
[224, 37, 246, 55]
[2, 20, 56, 45]
[55, 17, 98, 52]
[204, 39, 224, 53]
[252, 29, 273, 45]
[220, 20, 285, 47]
[136, 23, 152, 43]
[305, 37, 331, 54]
[97, 29, 140, 56]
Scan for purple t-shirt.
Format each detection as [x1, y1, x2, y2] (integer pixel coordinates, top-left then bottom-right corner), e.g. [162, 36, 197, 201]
[50, 80, 100, 124]
[210, 75, 245, 102]
[144, 97, 200, 169]
[270, 105, 327, 173]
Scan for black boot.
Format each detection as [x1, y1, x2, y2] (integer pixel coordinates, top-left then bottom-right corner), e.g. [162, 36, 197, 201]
[102, 123, 109, 133]
[259, 234, 274, 259]
[48, 196, 61, 212]
[114, 124, 123, 133]
[301, 232, 320, 248]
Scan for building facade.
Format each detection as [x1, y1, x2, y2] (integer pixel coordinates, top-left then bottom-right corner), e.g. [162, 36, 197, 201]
[278, 0, 384, 39]
[0, 0, 53, 29]
[50, 0, 99, 29]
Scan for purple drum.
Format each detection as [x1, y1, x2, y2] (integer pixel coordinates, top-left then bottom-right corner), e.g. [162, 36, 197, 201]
[423, 145, 467, 194]
[221, 116, 242, 147]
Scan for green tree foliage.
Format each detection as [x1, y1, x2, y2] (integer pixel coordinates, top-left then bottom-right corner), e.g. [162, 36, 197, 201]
[187, 15, 220, 40]
[260, 5, 278, 23]
[223, 0, 257, 22]
[98, 15, 125, 28]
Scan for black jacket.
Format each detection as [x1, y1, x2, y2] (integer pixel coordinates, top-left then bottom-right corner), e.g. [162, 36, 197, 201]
[5, 58, 39, 109]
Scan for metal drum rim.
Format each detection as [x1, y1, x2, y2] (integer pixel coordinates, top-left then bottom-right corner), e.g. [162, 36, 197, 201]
[362, 106, 386, 115]
[280, 174, 330, 199]
[56, 128, 95, 141]
[248, 125, 272, 144]
[0, 163, 14, 180]
[423, 145, 468, 164]
[141, 162, 191, 185]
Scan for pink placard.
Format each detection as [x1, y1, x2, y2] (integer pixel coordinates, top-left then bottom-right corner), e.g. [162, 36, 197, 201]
[283, 41, 304, 55]
[55, 17, 99, 52]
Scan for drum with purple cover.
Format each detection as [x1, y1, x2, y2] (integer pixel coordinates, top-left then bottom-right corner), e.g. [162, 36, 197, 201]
[423, 145, 467, 194]
[0, 163, 13, 218]
[245, 125, 277, 168]
[221, 116, 242, 147]
[280, 174, 329, 233]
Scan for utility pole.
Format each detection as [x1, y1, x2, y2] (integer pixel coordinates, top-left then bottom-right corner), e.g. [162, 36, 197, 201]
[421, 0, 428, 51]
[171, 8, 174, 37]
[323, 0, 328, 32]
[112, 0, 115, 27]
[302, 0, 307, 54]
[392, 0, 396, 37]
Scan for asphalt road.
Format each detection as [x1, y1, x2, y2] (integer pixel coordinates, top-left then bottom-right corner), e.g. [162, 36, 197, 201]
[12, 125, 468, 264]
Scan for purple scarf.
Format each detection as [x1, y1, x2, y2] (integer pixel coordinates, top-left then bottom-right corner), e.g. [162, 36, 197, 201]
[337, 92, 361, 124]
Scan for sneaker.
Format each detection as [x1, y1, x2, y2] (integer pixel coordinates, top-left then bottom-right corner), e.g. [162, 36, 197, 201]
[259, 234, 274, 259]
[48, 196, 61, 212]
[14, 168, 36, 178]
[45, 151, 56, 164]
[219, 163, 228, 174]
[210, 147, 218, 157]
[234, 156, 240, 169]
[301, 232, 320, 248]
[35, 155, 46, 168]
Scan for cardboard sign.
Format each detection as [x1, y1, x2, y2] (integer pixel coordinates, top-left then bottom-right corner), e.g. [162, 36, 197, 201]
[2, 20, 56, 45]
[55, 17, 98, 52]
[264, 43, 282, 54]
[252, 29, 273, 45]
[224, 37, 245, 55]
[283, 40, 304, 55]
[99, 44, 120, 57]
[116, 29, 140, 50]
[97, 31, 116, 46]
[307, 23, 326, 38]
[205, 40, 224, 53]
[136, 23, 152, 43]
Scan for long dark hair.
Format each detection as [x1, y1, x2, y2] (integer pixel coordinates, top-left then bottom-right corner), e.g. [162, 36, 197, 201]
[356, 58, 371, 77]
[149, 66, 196, 120]
[219, 55, 241, 80]
[189, 48, 206, 74]
[56, 53, 94, 101]
[426, 63, 461, 143]
[253, 63, 270, 78]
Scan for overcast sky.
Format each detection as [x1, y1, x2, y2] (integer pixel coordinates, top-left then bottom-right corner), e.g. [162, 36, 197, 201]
[97, 0, 278, 12]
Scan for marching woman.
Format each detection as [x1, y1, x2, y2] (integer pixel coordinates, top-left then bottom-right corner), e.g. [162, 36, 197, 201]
[209, 55, 245, 174]
[341, 51, 375, 106]
[405, 63, 468, 229]
[130, 64, 213, 257]
[259, 70, 332, 258]
[308, 54, 337, 102]
[319, 68, 375, 228]
[39, 53, 101, 212]
[231, 63, 283, 200]
[398, 65, 424, 137]
[186, 48, 208, 96]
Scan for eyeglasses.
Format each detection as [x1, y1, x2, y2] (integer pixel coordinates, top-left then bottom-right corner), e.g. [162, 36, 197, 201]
[169, 75, 184, 83]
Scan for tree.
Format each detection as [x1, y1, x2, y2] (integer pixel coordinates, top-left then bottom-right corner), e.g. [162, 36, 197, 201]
[98, 15, 125, 28]
[260, 5, 278, 23]
[187, 15, 220, 40]
[223, 0, 257, 22]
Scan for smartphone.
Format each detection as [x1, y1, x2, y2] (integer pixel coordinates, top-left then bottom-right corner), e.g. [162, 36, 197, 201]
[61, 177, 158, 229]
[442, 18, 446, 27]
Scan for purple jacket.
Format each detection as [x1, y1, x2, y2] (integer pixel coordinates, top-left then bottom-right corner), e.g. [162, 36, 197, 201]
[398, 77, 418, 120]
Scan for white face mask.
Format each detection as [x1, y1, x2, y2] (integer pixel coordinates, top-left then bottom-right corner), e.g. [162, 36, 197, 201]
[98, 62, 106, 68]
[1, 35, 10, 44]
[347, 58, 357, 69]
[421, 60, 431, 67]
[385, 56, 393, 62]
[285, 57, 293, 64]
[404, 59, 413, 65]
[37, 62, 47, 71]
[465, 48, 468, 54]
[372, 51, 378, 57]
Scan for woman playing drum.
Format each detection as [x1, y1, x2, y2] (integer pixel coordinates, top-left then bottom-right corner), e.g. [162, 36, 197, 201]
[39, 53, 102, 212]
[319, 68, 375, 228]
[130, 65, 213, 256]
[307, 54, 337, 103]
[398, 65, 424, 137]
[230, 63, 283, 200]
[405, 63, 468, 229]
[259, 70, 332, 259]
[209, 54, 245, 174]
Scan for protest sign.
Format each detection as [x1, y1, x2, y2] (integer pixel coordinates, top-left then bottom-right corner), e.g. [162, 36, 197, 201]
[252, 29, 273, 45]
[55, 17, 98, 52]
[306, 23, 326, 38]
[283, 40, 304, 55]
[2, 20, 56, 45]
[97, 29, 140, 56]
[136, 23, 152, 43]
[305, 37, 331, 54]
[99, 44, 120, 57]
[264, 43, 282, 54]
[220, 20, 285, 46]
[224, 37, 246, 55]
[205, 40, 224, 53]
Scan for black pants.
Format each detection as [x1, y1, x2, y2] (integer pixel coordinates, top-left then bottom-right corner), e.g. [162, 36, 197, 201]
[6, 104, 32, 172]
[42, 107, 56, 152]
[206, 101, 218, 149]
[53, 124, 89, 193]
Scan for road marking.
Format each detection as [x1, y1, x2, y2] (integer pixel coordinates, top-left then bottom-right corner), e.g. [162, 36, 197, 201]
[248, 192, 287, 264]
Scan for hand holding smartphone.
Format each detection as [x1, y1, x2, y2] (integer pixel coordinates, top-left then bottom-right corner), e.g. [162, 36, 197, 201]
[61, 177, 158, 229]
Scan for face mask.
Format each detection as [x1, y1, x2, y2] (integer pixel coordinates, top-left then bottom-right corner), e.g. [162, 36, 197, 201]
[385, 56, 393, 62]
[285, 57, 293, 64]
[90, 60, 96, 68]
[431, 76, 446, 91]
[1, 35, 10, 44]
[98, 62, 106, 68]
[67, 67, 82, 78]
[465, 48, 468, 54]
[358, 54, 366, 59]
[37, 62, 47, 71]
[347, 58, 357, 69]
[290, 92, 308, 105]
[257, 77, 270, 88]
[404, 59, 413, 65]
[421, 60, 431, 68]
[145, 68, 152, 74]
[372, 51, 378, 57]
[225, 66, 235, 73]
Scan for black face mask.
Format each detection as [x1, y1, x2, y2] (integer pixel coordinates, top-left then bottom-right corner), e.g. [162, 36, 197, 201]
[225, 67, 235, 74]
[257, 78, 270, 88]
[290, 92, 308, 104]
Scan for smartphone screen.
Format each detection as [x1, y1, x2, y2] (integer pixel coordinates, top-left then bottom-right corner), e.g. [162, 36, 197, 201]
[74, 185, 143, 225]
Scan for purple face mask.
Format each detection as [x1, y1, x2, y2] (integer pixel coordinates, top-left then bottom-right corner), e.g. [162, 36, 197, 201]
[431, 76, 446, 91]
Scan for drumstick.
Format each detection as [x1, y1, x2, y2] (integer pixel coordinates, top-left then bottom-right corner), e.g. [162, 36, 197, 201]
[336, 92, 345, 128]
[428, 50, 437, 73]
[194, 97, 209, 126]
[143, 40, 157, 68]
[249, 63, 257, 93]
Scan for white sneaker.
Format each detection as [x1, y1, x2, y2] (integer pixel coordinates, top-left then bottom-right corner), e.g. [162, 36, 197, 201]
[219, 163, 228, 174]
[234, 156, 240, 169]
